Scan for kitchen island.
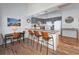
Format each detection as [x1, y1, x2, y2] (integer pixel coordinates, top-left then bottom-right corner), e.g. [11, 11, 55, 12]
[25, 28, 60, 51]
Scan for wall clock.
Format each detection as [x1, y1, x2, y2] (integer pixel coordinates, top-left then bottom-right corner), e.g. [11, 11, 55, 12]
[65, 16, 74, 23]
[27, 19, 31, 23]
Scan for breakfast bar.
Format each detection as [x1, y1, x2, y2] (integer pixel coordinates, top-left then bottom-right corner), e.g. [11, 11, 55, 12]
[25, 28, 60, 51]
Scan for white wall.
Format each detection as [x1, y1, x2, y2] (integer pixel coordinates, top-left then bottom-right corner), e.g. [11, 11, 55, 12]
[62, 4, 79, 38]
[0, 4, 27, 35]
[0, 16, 2, 34]
[0, 3, 64, 35]
[0, 8, 2, 34]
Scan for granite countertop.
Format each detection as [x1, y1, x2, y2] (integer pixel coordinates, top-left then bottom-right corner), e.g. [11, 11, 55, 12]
[25, 28, 59, 34]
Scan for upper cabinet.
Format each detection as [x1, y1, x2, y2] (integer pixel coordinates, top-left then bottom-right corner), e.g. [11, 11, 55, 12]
[31, 16, 62, 24]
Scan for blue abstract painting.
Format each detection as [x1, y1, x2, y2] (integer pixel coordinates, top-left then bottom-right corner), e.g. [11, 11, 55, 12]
[7, 18, 21, 26]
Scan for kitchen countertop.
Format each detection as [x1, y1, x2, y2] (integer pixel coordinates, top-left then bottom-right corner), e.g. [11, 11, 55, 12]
[25, 28, 59, 34]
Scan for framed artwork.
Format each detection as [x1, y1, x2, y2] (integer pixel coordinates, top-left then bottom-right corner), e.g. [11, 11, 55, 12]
[65, 16, 74, 23]
[7, 18, 21, 26]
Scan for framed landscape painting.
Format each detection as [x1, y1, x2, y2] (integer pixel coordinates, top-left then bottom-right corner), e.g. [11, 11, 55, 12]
[7, 18, 21, 26]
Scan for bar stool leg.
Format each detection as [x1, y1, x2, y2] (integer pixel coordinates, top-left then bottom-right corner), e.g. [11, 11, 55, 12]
[18, 40, 20, 43]
[32, 39, 34, 47]
[52, 37, 55, 54]
[27, 34, 30, 44]
[12, 38, 15, 46]
[28, 34, 32, 45]
[30, 35, 33, 46]
[4, 39, 7, 48]
[32, 36, 35, 48]
[36, 37, 39, 50]
[46, 41, 48, 55]
[40, 40, 43, 52]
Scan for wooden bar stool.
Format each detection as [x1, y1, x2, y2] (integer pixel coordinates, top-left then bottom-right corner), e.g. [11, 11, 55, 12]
[28, 30, 35, 46]
[34, 31, 42, 50]
[40, 31, 54, 55]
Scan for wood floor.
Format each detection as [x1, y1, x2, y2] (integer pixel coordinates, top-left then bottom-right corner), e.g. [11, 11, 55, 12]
[0, 36, 79, 55]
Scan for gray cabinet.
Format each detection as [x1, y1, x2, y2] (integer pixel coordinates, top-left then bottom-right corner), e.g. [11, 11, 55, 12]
[31, 16, 62, 24]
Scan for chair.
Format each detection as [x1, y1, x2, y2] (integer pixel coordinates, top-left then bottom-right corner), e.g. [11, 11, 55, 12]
[13, 31, 25, 43]
[4, 31, 25, 47]
[12, 32, 22, 45]
[4, 34, 13, 47]
[40, 31, 54, 55]
[20, 31, 25, 42]
[28, 30, 35, 47]
[34, 31, 42, 50]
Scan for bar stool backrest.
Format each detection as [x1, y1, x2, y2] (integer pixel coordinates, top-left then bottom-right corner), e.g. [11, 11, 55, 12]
[28, 30, 34, 35]
[42, 32, 50, 41]
[34, 31, 39, 36]
[13, 33, 21, 39]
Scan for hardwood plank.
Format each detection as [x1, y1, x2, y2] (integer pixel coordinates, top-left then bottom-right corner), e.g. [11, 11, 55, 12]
[0, 36, 79, 55]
